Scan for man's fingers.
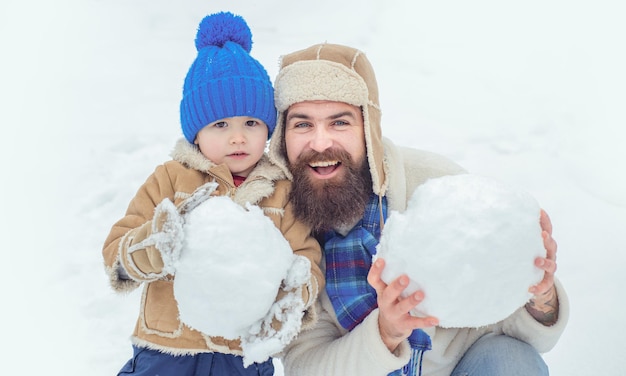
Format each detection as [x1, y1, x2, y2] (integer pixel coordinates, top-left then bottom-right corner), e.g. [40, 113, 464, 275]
[367, 258, 387, 293]
[540, 209, 553, 235]
[530, 274, 555, 295]
[542, 231, 557, 261]
[536, 257, 557, 274]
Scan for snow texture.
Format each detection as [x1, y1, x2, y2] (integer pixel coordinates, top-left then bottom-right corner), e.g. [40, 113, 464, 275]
[377, 174, 545, 328]
[175, 197, 294, 338]
[173, 195, 310, 365]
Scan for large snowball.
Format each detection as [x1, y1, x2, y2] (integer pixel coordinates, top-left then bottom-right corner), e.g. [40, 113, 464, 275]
[377, 174, 544, 328]
[173, 197, 295, 339]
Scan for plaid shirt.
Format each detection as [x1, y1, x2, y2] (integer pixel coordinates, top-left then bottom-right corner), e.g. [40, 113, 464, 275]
[324, 194, 431, 376]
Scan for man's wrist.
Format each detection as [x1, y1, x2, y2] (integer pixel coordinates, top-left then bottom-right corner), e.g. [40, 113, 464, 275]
[378, 325, 405, 354]
[525, 285, 559, 326]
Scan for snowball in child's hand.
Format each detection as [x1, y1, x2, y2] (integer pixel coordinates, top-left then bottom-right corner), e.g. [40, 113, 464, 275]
[174, 197, 295, 339]
[376, 174, 545, 328]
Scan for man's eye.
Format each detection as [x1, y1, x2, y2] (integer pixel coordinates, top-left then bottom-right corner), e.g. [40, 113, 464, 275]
[333, 120, 348, 126]
[292, 122, 311, 128]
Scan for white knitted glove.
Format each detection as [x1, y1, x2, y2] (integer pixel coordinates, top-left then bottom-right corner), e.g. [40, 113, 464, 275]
[124, 182, 218, 277]
[126, 198, 184, 276]
[241, 255, 311, 367]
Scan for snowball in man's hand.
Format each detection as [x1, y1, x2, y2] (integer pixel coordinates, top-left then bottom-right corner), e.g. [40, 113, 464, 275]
[376, 174, 545, 328]
[173, 197, 295, 339]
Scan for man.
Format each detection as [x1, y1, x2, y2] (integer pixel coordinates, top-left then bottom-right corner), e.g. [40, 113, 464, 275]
[268, 43, 568, 376]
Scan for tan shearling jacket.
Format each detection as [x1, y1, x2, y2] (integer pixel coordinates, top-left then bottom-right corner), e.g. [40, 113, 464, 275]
[102, 139, 323, 356]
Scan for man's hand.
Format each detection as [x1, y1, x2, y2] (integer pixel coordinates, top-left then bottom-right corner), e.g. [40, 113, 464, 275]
[367, 258, 438, 353]
[525, 209, 559, 325]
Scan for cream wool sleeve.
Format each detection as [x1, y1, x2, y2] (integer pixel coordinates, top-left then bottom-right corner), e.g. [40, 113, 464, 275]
[501, 278, 570, 352]
[281, 291, 411, 375]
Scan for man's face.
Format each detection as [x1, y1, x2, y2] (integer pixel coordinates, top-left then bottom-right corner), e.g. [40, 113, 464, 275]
[284, 101, 371, 232]
[284, 100, 367, 183]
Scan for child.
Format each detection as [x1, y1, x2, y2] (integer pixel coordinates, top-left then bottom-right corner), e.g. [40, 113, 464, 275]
[102, 12, 323, 375]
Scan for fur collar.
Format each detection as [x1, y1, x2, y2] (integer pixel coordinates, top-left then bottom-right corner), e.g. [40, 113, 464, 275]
[170, 138, 288, 206]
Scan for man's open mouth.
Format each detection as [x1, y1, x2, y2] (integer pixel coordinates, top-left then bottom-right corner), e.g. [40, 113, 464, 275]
[309, 160, 340, 175]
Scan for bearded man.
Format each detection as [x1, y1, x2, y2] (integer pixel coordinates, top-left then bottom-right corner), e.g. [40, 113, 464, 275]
[268, 43, 568, 376]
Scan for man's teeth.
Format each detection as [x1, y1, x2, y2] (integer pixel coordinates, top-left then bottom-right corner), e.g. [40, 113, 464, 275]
[309, 160, 339, 167]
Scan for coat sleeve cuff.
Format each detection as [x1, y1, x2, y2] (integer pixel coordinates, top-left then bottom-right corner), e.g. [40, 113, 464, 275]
[502, 278, 570, 352]
[356, 308, 412, 370]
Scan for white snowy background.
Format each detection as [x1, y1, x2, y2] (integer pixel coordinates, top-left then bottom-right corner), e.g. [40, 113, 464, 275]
[1, 0, 625, 374]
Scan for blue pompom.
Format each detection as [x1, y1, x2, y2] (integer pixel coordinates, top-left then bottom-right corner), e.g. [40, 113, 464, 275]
[194, 11, 252, 52]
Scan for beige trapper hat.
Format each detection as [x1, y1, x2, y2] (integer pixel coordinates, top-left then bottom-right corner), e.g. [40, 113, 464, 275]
[267, 43, 387, 196]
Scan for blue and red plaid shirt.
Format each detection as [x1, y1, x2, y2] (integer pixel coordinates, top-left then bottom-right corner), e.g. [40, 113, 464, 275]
[323, 194, 431, 376]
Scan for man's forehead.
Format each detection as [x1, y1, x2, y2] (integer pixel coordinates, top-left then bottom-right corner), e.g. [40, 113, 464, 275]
[286, 101, 362, 120]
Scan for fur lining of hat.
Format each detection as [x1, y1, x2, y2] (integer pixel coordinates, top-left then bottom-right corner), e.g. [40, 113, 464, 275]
[274, 60, 370, 111]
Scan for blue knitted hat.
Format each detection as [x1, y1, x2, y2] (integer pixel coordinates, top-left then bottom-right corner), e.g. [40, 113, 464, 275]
[180, 12, 276, 142]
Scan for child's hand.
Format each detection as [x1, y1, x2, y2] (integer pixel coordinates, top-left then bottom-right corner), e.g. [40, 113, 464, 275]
[178, 181, 219, 216]
[122, 182, 218, 279]
[125, 199, 184, 277]
[241, 255, 312, 366]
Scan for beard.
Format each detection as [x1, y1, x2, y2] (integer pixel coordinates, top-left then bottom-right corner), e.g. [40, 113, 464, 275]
[288, 148, 372, 233]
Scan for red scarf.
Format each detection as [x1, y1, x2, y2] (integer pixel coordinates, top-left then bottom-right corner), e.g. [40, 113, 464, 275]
[232, 175, 246, 187]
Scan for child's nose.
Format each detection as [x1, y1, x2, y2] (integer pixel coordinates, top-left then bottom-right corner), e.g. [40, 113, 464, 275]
[229, 130, 246, 144]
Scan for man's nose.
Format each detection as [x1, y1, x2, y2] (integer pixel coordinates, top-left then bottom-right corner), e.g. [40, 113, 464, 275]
[309, 127, 332, 152]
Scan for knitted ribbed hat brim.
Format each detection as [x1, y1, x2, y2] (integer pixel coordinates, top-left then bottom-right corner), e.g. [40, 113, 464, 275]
[180, 76, 276, 142]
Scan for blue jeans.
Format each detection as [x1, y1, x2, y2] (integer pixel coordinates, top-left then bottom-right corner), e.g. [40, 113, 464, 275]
[451, 334, 549, 376]
[117, 345, 274, 376]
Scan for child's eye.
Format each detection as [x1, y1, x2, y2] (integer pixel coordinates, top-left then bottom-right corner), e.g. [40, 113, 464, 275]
[214, 121, 228, 128]
[245, 120, 259, 127]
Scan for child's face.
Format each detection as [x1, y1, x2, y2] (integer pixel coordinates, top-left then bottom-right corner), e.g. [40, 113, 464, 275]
[195, 116, 269, 178]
